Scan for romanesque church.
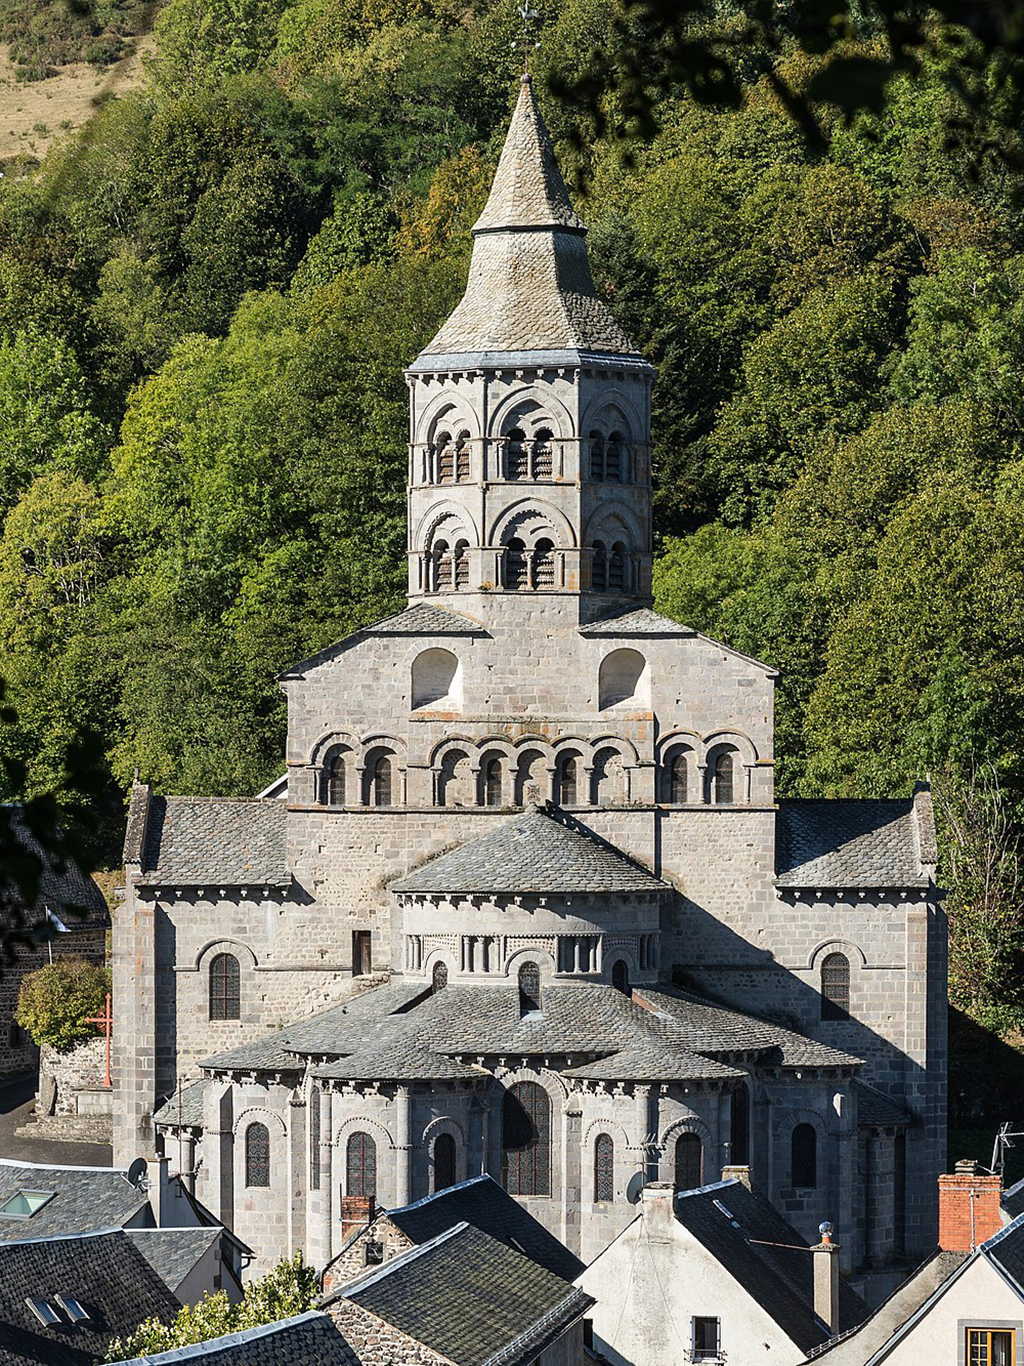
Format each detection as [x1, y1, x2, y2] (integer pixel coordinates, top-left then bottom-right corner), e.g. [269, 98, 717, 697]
[113, 74, 946, 1302]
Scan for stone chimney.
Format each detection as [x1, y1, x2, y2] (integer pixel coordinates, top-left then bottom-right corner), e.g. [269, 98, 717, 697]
[150, 1153, 172, 1227]
[812, 1221, 841, 1335]
[938, 1160, 1002, 1252]
[721, 1165, 753, 1189]
[640, 1182, 676, 1240]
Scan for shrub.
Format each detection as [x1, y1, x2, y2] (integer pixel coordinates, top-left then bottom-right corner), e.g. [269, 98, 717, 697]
[15, 959, 110, 1050]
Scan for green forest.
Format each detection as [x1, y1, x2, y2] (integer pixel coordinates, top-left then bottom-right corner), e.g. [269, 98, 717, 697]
[2, 0, 1024, 1031]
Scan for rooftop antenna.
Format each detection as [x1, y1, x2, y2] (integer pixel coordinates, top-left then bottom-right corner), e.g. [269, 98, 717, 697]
[511, 4, 540, 77]
[988, 1121, 1024, 1178]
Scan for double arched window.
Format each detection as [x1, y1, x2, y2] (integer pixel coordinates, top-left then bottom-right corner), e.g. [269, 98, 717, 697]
[482, 754, 503, 807]
[434, 1133, 456, 1192]
[675, 1133, 703, 1191]
[501, 1082, 550, 1196]
[504, 426, 554, 480]
[590, 429, 629, 483]
[209, 953, 240, 1021]
[245, 1122, 270, 1187]
[594, 1134, 614, 1202]
[791, 1123, 817, 1188]
[324, 747, 348, 805]
[431, 429, 471, 484]
[346, 1131, 377, 1199]
[663, 746, 691, 804]
[821, 953, 850, 1020]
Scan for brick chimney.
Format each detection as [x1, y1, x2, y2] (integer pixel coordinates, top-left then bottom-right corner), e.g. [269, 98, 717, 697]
[938, 1160, 1002, 1252]
[812, 1221, 841, 1335]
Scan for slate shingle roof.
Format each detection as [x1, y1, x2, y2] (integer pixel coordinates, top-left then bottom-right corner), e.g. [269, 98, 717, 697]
[126, 1227, 222, 1295]
[853, 1080, 912, 1128]
[140, 797, 289, 887]
[0, 1161, 148, 1242]
[1004, 1174, 1024, 1221]
[332, 1222, 592, 1366]
[416, 78, 642, 361]
[117, 1311, 359, 1366]
[201, 1033, 303, 1073]
[2, 810, 109, 929]
[277, 603, 485, 679]
[154, 1081, 205, 1129]
[578, 607, 777, 673]
[675, 1181, 868, 1353]
[391, 808, 667, 895]
[982, 1209, 1024, 1292]
[0, 1228, 179, 1366]
[776, 800, 928, 889]
[386, 1175, 584, 1282]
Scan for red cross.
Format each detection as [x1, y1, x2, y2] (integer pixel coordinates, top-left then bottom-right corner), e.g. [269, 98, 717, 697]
[84, 992, 112, 1088]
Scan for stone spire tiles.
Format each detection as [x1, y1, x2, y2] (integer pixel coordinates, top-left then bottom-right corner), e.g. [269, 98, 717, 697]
[415, 76, 643, 361]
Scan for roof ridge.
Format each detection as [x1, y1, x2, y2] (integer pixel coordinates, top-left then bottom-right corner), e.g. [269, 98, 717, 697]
[388, 1173, 492, 1216]
[339, 1221, 471, 1298]
[120, 1310, 329, 1363]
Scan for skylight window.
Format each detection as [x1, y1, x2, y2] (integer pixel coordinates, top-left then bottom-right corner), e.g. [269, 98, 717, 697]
[1, 1190, 56, 1219]
[55, 1293, 90, 1324]
[25, 1298, 59, 1327]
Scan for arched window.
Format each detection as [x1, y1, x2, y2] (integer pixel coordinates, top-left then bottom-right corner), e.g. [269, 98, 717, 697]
[209, 953, 240, 1021]
[710, 748, 737, 805]
[612, 959, 630, 995]
[514, 749, 545, 806]
[434, 1132, 456, 1192]
[591, 748, 625, 804]
[506, 428, 528, 480]
[533, 537, 555, 588]
[594, 1133, 614, 1202]
[821, 953, 850, 1020]
[431, 539, 452, 591]
[482, 755, 503, 807]
[590, 430, 605, 481]
[675, 1133, 703, 1191]
[412, 647, 460, 710]
[519, 961, 541, 1015]
[558, 754, 579, 806]
[791, 1123, 817, 1189]
[608, 541, 627, 592]
[504, 538, 527, 590]
[669, 748, 690, 803]
[454, 539, 469, 589]
[346, 1131, 377, 1199]
[455, 431, 470, 481]
[438, 749, 469, 807]
[245, 1122, 270, 1187]
[533, 428, 553, 479]
[599, 649, 647, 709]
[501, 1082, 550, 1196]
[731, 1083, 750, 1166]
[432, 961, 448, 992]
[591, 540, 608, 592]
[324, 748, 347, 805]
[605, 432, 623, 482]
[365, 750, 394, 807]
[437, 431, 454, 482]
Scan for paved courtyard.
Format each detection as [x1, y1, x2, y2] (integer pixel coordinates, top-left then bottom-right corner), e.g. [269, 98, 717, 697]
[0, 1073, 112, 1167]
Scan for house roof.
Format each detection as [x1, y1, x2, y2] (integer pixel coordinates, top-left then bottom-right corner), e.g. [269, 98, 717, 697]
[776, 799, 930, 890]
[329, 1222, 592, 1366]
[414, 77, 642, 363]
[853, 1080, 913, 1128]
[126, 1227, 223, 1295]
[391, 808, 668, 895]
[0, 1227, 179, 1366]
[154, 1080, 206, 1129]
[2, 810, 108, 930]
[138, 797, 289, 887]
[1004, 1174, 1024, 1221]
[0, 1161, 149, 1242]
[385, 1175, 584, 1283]
[675, 1180, 868, 1353]
[116, 1311, 359, 1365]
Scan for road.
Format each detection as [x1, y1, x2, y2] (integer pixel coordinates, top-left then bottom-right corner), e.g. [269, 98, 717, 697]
[0, 1073, 112, 1167]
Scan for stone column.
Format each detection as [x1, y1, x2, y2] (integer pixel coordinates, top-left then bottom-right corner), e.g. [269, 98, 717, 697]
[633, 1085, 653, 1180]
[287, 1089, 306, 1258]
[317, 1087, 334, 1266]
[202, 1080, 235, 1230]
[395, 1086, 412, 1207]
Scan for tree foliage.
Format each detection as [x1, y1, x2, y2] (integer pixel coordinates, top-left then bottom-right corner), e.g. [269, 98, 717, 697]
[15, 959, 111, 1049]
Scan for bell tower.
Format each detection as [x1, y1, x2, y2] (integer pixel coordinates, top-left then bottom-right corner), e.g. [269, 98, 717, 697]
[405, 74, 655, 626]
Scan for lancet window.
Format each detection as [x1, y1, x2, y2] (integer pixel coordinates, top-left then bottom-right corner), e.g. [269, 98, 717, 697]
[675, 1132, 703, 1191]
[245, 1123, 270, 1187]
[594, 1134, 614, 1202]
[209, 953, 240, 1021]
[346, 1131, 377, 1199]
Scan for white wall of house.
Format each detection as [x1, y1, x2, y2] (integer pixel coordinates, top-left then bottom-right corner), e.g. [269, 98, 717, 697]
[880, 1258, 1023, 1366]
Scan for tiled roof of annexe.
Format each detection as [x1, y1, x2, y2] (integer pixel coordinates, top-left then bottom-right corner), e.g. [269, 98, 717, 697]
[331, 1222, 592, 1366]
[139, 797, 289, 887]
[116, 1312, 359, 1366]
[776, 798, 930, 890]
[391, 808, 668, 895]
[0, 1161, 148, 1242]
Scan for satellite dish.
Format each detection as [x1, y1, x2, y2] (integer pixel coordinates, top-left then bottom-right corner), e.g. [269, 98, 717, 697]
[125, 1158, 148, 1190]
[626, 1172, 645, 1205]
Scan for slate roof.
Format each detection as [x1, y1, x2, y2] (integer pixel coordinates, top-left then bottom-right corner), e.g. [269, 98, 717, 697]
[2, 809, 108, 929]
[385, 1175, 584, 1283]
[983, 1209, 1024, 1294]
[417, 77, 642, 361]
[391, 808, 668, 895]
[139, 797, 289, 887]
[154, 1080, 206, 1129]
[853, 1080, 913, 1128]
[201, 1033, 303, 1073]
[675, 1180, 868, 1353]
[0, 1228, 179, 1366]
[277, 603, 485, 679]
[126, 1227, 222, 1295]
[578, 607, 696, 636]
[776, 799, 929, 890]
[331, 1222, 592, 1366]
[1004, 1174, 1024, 1221]
[0, 1161, 148, 1241]
[117, 1312, 359, 1366]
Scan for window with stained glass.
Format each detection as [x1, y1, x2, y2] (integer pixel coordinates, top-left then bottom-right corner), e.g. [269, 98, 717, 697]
[594, 1134, 614, 1202]
[821, 953, 850, 1020]
[346, 1131, 377, 1199]
[209, 953, 240, 1021]
[501, 1082, 550, 1196]
[245, 1123, 270, 1187]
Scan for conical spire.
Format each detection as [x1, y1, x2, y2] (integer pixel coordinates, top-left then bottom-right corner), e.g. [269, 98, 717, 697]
[473, 74, 584, 235]
[412, 75, 642, 362]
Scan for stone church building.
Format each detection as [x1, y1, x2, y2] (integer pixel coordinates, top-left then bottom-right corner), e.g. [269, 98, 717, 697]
[113, 76, 946, 1300]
